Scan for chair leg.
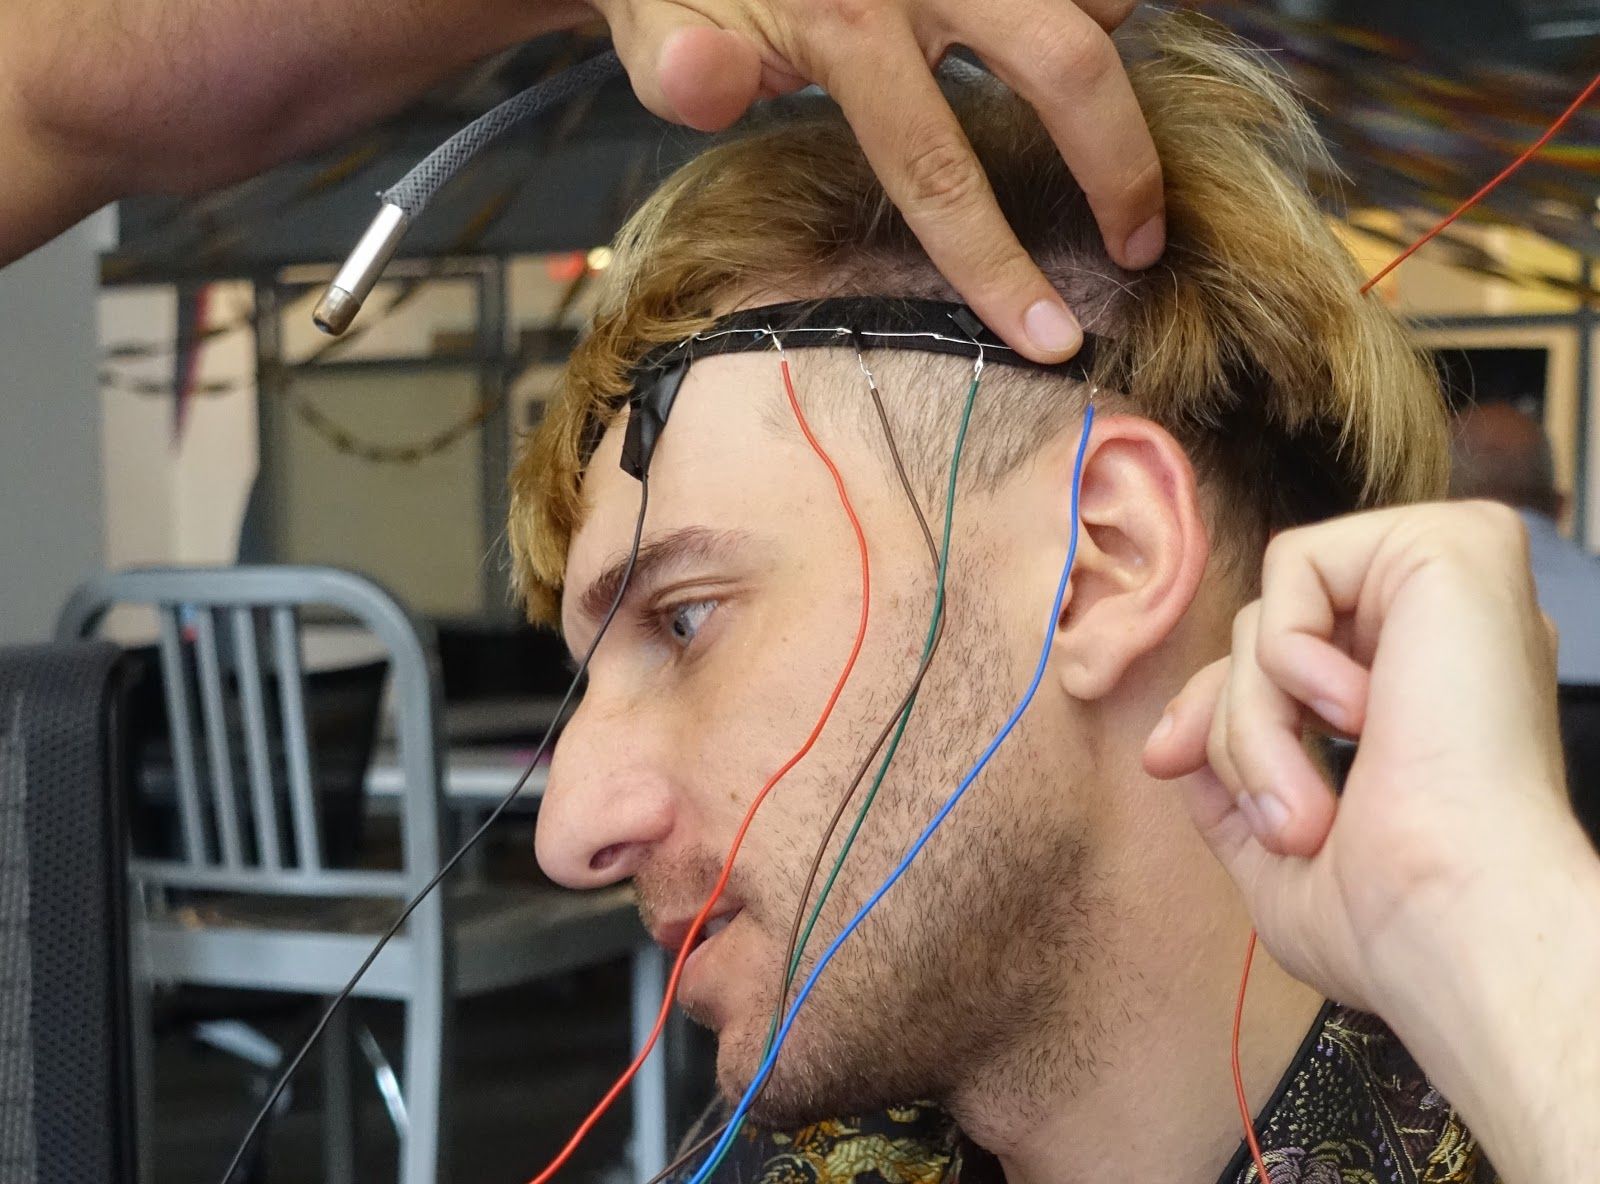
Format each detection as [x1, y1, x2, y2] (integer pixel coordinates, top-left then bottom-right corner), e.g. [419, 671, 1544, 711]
[400, 981, 449, 1184]
[127, 903, 157, 1184]
[322, 1001, 356, 1184]
[630, 943, 670, 1184]
[356, 1020, 409, 1139]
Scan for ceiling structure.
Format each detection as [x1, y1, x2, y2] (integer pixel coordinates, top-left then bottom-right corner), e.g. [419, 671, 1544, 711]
[105, 3, 1599, 286]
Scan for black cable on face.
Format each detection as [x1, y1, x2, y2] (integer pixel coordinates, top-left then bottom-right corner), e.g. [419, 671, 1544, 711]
[215, 473, 653, 1184]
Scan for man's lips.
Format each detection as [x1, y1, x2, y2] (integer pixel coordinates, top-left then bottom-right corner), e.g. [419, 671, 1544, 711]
[649, 905, 742, 956]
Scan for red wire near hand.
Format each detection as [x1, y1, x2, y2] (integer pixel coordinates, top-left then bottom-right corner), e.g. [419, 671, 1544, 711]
[1229, 71, 1597, 1184]
[1231, 931, 1271, 1183]
[524, 357, 871, 1184]
[1360, 71, 1599, 296]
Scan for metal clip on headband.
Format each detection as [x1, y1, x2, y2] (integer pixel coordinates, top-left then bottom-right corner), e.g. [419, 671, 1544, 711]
[611, 297, 1102, 481]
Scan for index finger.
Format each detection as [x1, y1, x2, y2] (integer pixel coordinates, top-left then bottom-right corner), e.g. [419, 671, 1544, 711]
[822, 24, 1087, 363]
[957, 0, 1166, 273]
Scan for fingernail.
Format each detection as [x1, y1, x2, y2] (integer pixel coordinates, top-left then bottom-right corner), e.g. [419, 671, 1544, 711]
[1254, 793, 1289, 835]
[1124, 215, 1166, 270]
[1023, 299, 1082, 356]
[1147, 712, 1174, 747]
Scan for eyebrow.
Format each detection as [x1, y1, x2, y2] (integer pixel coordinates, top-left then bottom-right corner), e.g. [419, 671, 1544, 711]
[571, 526, 752, 629]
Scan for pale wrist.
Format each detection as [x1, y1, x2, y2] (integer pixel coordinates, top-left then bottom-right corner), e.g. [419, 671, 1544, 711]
[1366, 829, 1600, 1182]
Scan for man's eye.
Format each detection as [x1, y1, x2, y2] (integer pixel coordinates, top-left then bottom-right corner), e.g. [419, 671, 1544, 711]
[664, 600, 717, 648]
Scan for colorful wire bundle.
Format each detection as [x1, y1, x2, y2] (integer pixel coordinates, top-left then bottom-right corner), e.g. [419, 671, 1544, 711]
[521, 349, 876, 1184]
[691, 354, 990, 1183]
[682, 403, 1096, 1184]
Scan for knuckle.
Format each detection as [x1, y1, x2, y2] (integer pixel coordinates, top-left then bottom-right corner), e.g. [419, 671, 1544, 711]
[1261, 531, 1296, 585]
[1458, 498, 1522, 541]
[1096, 0, 1141, 29]
[814, 0, 887, 33]
[900, 129, 990, 217]
[1459, 499, 1531, 565]
[1108, 154, 1164, 211]
[1541, 611, 1561, 654]
[1222, 699, 1254, 770]
[1030, 16, 1119, 97]
[1230, 601, 1260, 649]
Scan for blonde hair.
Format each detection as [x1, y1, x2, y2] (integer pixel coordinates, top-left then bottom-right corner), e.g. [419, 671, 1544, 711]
[509, 11, 1447, 624]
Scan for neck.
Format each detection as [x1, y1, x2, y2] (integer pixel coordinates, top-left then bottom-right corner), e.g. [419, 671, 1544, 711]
[944, 774, 1325, 1184]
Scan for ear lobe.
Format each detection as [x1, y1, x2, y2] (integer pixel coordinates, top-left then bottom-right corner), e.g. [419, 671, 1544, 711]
[1052, 416, 1209, 702]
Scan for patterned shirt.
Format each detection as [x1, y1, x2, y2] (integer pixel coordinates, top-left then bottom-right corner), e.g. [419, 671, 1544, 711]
[690, 1003, 1498, 1184]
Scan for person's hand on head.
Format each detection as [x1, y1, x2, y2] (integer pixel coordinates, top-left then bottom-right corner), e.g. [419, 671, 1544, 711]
[593, 0, 1164, 363]
[5, 0, 1164, 355]
[1142, 500, 1600, 1183]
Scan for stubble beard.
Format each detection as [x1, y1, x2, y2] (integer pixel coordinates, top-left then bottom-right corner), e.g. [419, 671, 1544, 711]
[708, 590, 1115, 1132]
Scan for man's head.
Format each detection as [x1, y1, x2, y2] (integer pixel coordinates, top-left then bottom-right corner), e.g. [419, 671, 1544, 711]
[1449, 400, 1564, 520]
[510, 12, 1446, 1128]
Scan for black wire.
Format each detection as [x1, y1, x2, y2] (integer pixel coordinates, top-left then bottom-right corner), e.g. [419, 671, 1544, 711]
[215, 472, 653, 1184]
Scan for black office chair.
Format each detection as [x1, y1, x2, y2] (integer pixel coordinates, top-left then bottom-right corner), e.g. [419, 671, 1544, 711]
[1558, 684, 1600, 851]
[0, 641, 137, 1184]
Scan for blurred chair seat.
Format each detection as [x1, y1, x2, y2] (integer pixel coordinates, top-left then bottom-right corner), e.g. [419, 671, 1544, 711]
[158, 883, 643, 997]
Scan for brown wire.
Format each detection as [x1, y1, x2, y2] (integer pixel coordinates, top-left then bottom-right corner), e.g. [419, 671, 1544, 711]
[645, 353, 954, 1184]
[643, 1121, 731, 1184]
[760, 353, 948, 1097]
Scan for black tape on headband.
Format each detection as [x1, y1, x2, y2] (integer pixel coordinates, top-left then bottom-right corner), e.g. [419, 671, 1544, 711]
[614, 297, 1103, 479]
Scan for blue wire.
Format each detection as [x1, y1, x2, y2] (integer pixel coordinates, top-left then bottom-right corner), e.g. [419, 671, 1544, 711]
[684, 405, 1096, 1184]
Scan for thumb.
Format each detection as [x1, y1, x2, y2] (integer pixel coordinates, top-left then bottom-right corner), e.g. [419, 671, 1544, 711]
[599, 2, 763, 130]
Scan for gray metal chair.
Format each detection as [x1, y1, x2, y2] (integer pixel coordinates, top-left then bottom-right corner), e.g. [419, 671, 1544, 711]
[58, 566, 670, 1184]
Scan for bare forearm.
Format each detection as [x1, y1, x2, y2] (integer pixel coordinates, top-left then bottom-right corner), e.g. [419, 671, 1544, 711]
[0, 91, 116, 263]
[0, 0, 593, 264]
[1374, 829, 1600, 1183]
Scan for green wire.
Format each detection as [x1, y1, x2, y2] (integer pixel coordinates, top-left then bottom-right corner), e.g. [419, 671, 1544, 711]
[695, 370, 982, 1181]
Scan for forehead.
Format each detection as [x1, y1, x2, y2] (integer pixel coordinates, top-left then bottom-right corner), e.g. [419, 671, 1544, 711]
[562, 352, 839, 617]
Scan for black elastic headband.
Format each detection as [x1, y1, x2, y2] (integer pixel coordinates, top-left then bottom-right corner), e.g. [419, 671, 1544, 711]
[615, 297, 1104, 478]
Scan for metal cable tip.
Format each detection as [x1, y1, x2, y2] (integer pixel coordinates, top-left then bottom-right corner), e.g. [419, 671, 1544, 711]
[312, 202, 411, 336]
[312, 287, 359, 335]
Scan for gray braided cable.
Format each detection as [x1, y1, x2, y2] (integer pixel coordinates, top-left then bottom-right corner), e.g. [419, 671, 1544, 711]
[313, 47, 997, 334]
[382, 49, 993, 217]
[381, 49, 625, 216]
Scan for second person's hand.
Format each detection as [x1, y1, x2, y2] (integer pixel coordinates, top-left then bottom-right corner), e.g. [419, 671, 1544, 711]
[1142, 501, 1600, 1184]
[589, 0, 1166, 363]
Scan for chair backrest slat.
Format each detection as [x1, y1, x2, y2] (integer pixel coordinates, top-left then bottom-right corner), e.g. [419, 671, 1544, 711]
[272, 607, 324, 874]
[192, 608, 244, 870]
[231, 607, 283, 871]
[156, 607, 209, 865]
[56, 566, 442, 903]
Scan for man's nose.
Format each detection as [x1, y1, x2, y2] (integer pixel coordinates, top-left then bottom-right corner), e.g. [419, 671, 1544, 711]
[535, 695, 675, 889]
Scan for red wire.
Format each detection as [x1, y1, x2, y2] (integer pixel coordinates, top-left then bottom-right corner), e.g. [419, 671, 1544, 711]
[1231, 931, 1271, 1183]
[1360, 71, 1600, 296]
[1230, 71, 1597, 1184]
[525, 357, 872, 1184]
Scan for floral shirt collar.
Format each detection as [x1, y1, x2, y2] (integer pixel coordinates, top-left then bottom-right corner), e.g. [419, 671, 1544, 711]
[691, 1004, 1498, 1184]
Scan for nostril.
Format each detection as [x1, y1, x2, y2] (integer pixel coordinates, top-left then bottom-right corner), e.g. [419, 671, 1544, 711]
[590, 844, 627, 874]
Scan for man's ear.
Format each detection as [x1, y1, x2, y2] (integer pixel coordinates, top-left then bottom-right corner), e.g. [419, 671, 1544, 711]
[1048, 414, 1209, 701]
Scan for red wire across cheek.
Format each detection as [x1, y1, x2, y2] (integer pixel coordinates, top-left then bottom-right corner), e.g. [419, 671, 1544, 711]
[523, 356, 872, 1184]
